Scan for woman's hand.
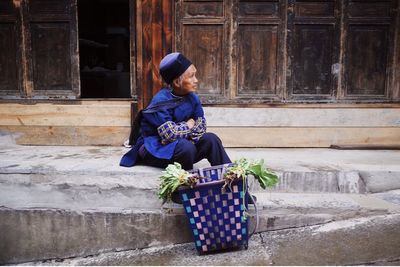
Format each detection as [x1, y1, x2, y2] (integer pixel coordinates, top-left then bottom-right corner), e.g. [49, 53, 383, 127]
[187, 118, 195, 129]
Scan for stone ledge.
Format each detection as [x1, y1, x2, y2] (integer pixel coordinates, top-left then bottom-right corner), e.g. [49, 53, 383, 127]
[1, 192, 398, 265]
[16, 214, 400, 266]
[262, 214, 400, 265]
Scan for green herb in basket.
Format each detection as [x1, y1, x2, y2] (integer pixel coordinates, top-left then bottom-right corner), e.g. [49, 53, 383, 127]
[223, 158, 278, 190]
[158, 162, 200, 203]
[159, 159, 279, 203]
[224, 158, 279, 221]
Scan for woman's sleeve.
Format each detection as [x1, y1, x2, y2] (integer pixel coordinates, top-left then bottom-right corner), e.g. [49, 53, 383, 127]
[143, 109, 191, 144]
[157, 120, 191, 144]
[190, 117, 207, 143]
[190, 93, 207, 143]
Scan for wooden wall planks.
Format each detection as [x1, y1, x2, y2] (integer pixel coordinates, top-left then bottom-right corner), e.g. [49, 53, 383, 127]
[137, 0, 173, 109]
[0, 103, 399, 147]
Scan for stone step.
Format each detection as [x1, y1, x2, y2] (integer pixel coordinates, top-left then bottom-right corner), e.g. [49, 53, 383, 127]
[0, 169, 397, 225]
[1, 146, 400, 194]
[17, 214, 400, 266]
[1, 167, 390, 196]
[1, 145, 400, 264]
[1, 189, 399, 264]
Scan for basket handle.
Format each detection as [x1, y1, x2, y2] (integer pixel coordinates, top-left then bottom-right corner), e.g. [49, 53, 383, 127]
[247, 192, 259, 239]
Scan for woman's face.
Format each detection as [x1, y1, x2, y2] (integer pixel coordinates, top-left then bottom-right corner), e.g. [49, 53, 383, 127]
[172, 65, 198, 95]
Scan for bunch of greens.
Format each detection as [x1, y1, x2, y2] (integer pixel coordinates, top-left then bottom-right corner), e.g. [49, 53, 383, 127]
[158, 159, 279, 203]
[224, 158, 279, 221]
[158, 162, 199, 202]
[223, 158, 279, 190]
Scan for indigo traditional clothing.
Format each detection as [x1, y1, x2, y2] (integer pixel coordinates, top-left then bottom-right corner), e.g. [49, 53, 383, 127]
[141, 87, 206, 159]
[141, 132, 231, 170]
[120, 87, 231, 169]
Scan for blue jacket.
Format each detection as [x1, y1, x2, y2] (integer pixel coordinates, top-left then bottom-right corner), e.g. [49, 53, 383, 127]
[120, 88, 205, 167]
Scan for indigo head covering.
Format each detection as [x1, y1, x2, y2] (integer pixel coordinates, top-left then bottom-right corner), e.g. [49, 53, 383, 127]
[160, 52, 192, 84]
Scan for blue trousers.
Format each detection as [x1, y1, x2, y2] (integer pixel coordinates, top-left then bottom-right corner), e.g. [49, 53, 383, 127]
[141, 132, 231, 170]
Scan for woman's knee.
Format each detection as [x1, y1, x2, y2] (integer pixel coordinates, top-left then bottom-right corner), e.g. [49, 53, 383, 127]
[173, 139, 197, 169]
[200, 132, 222, 144]
[175, 139, 197, 158]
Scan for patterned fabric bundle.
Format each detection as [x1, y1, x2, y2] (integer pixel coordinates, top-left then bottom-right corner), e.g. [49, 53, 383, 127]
[190, 117, 207, 143]
[157, 117, 207, 144]
[178, 164, 249, 254]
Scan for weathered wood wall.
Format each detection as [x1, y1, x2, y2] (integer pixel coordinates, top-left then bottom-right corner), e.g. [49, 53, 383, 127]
[1, 102, 400, 147]
[137, 0, 173, 109]
[0, 101, 131, 146]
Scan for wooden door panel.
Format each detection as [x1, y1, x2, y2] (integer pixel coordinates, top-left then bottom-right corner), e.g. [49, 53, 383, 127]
[293, 25, 334, 95]
[295, 2, 334, 17]
[183, 1, 223, 18]
[287, 0, 338, 99]
[238, 1, 280, 18]
[29, 0, 74, 93]
[0, 23, 18, 91]
[345, 25, 389, 96]
[31, 23, 71, 91]
[0, 1, 16, 16]
[29, 0, 70, 17]
[182, 24, 224, 96]
[0, 0, 20, 94]
[23, 0, 79, 98]
[348, 2, 391, 18]
[236, 0, 283, 100]
[238, 25, 278, 95]
[342, 0, 394, 99]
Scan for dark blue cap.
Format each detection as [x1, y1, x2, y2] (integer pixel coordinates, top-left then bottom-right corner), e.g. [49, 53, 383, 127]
[160, 52, 192, 84]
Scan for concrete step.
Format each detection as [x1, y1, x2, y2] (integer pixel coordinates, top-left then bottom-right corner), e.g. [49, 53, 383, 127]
[1, 145, 400, 264]
[0, 172, 378, 212]
[1, 190, 399, 264]
[1, 146, 400, 194]
[17, 214, 400, 266]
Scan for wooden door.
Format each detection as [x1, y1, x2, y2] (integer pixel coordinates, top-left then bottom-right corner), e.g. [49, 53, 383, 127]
[341, 0, 396, 100]
[235, 0, 285, 102]
[0, 1, 22, 96]
[24, 0, 79, 98]
[287, 0, 340, 101]
[175, 0, 399, 104]
[0, 0, 79, 99]
[175, 0, 229, 104]
[175, 0, 286, 104]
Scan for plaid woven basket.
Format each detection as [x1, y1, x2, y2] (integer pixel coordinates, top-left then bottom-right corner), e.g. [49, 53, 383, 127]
[178, 164, 250, 254]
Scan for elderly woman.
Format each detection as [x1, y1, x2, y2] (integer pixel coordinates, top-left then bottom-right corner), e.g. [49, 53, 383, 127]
[121, 52, 231, 170]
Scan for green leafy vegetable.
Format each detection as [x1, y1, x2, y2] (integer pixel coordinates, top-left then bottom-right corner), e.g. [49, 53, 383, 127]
[158, 162, 199, 203]
[224, 158, 279, 190]
[158, 159, 279, 203]
[247, 159, 279, 189]
[223, 158, 279, 221]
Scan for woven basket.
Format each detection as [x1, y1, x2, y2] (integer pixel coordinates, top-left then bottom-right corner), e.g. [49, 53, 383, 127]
[178, 164, 249, 254]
